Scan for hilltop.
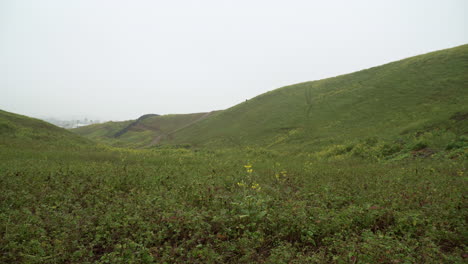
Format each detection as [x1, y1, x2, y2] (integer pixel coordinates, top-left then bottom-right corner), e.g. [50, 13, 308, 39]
[164, 44, 468, 153]
[0, 109, 91, 149]
[2, 46, 467, 263]
[70, 45, 468, 159]
[72, 111, 217, 148]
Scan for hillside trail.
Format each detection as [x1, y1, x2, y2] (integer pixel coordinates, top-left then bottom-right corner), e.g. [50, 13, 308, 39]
[147, 111, 213, 147]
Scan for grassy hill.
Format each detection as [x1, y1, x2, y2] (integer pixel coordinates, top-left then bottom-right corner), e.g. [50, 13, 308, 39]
[72, 112, 216, 148]
[164, 44, 468, 155]
[2, 46, 467, 262]
[0, 109, 91, 149]
[69, 45, 468, 159]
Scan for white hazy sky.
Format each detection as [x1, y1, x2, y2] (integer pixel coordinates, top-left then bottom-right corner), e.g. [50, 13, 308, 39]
[1, 0, 467, 121]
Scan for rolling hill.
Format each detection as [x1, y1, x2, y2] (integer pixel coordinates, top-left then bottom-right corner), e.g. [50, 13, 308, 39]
[0, 109, 91, 149]
[163, 44, 468, 152]
[2, 46, 467, 263]
[72, 111, 217, 148]
[71, 44, 468, 156]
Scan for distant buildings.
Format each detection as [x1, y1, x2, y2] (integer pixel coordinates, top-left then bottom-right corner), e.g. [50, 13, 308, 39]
[42, 118, 101, 128]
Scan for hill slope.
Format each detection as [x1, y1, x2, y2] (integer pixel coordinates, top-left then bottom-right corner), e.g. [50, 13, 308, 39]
[0, 109, 91, 149]
[72, 112, 216, 148]
[164, 44, 468, 152]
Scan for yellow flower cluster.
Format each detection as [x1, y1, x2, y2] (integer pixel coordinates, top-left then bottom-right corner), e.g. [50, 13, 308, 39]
[236, 163, 261, 191]
[237, 182, 246, 187]
[251, 182, 261, 190]
[275, 170, 287, 181]
[244, 164, 253, 174]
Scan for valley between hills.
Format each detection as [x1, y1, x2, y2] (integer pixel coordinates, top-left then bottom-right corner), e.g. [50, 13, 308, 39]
[1, 44, 467, 263]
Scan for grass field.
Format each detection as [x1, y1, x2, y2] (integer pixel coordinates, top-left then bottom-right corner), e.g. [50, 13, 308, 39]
[1, 147, 466, 263]
[1, 45, 467, 263]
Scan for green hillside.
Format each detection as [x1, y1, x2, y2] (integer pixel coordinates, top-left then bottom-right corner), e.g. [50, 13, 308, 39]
[0, 109, 91, 149]
[2, 46, 467, 262]
[72, 112, 216, 148]
[165, 44, 468, 154]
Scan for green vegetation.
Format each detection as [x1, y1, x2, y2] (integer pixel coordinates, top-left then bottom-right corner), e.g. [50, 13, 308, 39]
[73, 46, 468, 158]
[73, 112, 215, 148]
[1, 45, 467, 263]
[166, 44, 468, 152]
[0, 110, 91, 150]
[1, 147, 466, 263]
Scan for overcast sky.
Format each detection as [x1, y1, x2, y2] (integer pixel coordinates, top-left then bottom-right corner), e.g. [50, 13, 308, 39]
[1, 0, 467, 121]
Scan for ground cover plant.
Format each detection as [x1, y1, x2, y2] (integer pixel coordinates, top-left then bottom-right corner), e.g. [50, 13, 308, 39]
[1, 45, 467, 263]
[1, 146, 466, 263]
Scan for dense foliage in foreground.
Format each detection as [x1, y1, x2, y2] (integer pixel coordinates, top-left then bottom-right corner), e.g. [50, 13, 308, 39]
[1, 147, 466, 263]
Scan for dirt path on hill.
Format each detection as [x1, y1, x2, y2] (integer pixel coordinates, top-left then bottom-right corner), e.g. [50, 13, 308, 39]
[147, 111, 213, 147]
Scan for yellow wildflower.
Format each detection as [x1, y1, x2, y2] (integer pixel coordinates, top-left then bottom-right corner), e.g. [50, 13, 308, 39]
[237, 182, 246, 187]
[251, 182, 261, 191]
[244, 164, 252, 169]
[275, 173, 280, 180]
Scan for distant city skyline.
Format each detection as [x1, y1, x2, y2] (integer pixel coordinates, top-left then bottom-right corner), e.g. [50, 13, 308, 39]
[1, 0, 467, 121]
[41, 116, 102, 128]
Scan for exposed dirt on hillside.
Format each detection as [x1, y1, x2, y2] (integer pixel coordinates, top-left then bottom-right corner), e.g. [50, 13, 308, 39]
[450, 112, 468, 121]
[147, 111, 214, 147]
[114, 114, 159, 138]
